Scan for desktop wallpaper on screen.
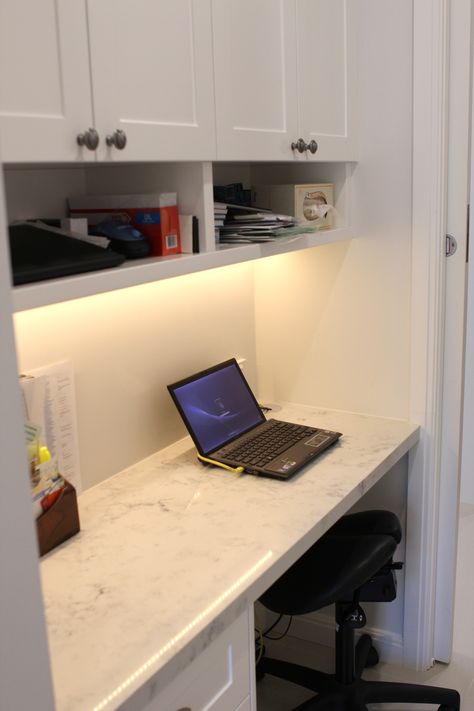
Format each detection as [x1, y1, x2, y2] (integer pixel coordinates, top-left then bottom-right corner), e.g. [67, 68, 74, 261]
[172, 364, 263, 453]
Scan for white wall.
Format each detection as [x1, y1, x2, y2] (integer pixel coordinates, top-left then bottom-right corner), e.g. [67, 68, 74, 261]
[13, 263, 257, 490]
[4, 165, 86, 220]
[254, 0, 413, 421]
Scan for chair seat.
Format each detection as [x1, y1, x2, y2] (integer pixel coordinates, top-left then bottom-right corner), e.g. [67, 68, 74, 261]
[258, 510, 461, 710]
[260, 533, 397, 615]
[327, 509, 402, 543]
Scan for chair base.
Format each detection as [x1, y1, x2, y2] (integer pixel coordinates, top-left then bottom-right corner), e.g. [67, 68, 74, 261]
[258, 635, 460, 711]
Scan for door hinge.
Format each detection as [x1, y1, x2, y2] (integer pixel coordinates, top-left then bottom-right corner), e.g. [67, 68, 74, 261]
[446, 234, 457, 257]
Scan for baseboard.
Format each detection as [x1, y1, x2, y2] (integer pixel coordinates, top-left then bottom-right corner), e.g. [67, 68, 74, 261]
[289, 611, 404, 666]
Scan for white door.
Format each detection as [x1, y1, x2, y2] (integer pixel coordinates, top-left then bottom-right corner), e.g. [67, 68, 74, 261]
[460, 235, 474, 503]
[212, 0, 298, 161]
[460, 12, 474, 508]
[296, 0, 357, 161]
[88, 0, 216, 162]
[406, 0, 470, 669]
[0, 0, 95, 163]
[434, 0, 471, 662]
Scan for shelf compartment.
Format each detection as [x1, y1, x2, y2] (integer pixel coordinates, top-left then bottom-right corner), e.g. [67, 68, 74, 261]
[11, 227, 353, 312]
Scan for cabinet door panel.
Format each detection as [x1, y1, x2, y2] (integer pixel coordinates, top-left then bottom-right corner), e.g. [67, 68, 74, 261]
[213, 0, 298, 160]
[136, 611, 251, 711]
[0, 0, 94, 162]
[296, 0, 357, 160]
[89, 0, 216, 161]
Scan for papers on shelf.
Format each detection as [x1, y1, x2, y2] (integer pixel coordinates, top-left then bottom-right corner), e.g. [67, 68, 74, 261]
[214, 201, 318, 243]
[214, 202, 229, 241]
[231, 212, 294, 222]
[219, 225, 318, 243]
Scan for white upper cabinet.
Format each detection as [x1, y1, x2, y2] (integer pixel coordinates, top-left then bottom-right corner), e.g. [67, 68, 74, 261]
[0, 0, 216, 163]
[87, 0, 216, 161]
[212, 0, 298, 161]
[0, 0, 95, 163]
[296, 0, 356, 161]
[212, 0, 356, 161]
[0, 0, 354, 164]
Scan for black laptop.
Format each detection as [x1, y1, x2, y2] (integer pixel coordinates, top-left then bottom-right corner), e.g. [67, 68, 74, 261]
[168, 358, 342, 480]
[9, 223, 125, 286]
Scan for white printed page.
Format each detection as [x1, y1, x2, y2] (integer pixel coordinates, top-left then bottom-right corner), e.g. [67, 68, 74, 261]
[20, 361, 82, 492]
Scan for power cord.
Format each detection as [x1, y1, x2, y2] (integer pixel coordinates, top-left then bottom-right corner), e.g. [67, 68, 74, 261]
[254, 613, 294, 674]
[254, 626, 264, 665]
[262, 613, 283, 636]
[196, 453, 244, 473]
[263, 615, 293, 640]
[259, 613, 294, 642]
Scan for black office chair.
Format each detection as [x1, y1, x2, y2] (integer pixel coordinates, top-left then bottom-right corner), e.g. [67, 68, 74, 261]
[259, 510, 460, 710]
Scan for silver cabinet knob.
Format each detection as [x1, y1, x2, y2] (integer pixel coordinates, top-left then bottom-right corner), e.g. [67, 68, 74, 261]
[291, 138, 307, 153]
[307, 140, 318, 154]
[106, 129, 127, 150]
[77, 128, 99, 151]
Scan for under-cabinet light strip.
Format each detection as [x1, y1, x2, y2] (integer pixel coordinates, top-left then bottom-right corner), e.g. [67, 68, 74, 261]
[92, 550, 273, 711]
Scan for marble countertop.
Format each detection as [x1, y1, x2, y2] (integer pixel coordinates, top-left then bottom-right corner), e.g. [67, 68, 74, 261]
[39, 404, 419, 711]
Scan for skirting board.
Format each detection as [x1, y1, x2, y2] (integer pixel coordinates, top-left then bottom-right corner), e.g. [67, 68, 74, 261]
[288, 611, 404, 666]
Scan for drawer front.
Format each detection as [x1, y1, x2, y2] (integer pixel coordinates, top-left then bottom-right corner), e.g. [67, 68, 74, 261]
[142, 610, 251, 711]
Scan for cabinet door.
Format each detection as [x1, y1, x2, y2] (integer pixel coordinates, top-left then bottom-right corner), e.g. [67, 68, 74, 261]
[88, 0, 216, 162]
[296, 0, 357, 160]
[212, 0, 298, 161]
[0, 0, 95, 163]
[136, 610, 252, 711]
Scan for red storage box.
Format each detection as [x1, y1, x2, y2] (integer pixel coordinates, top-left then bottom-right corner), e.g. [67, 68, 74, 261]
[69, 193, 181, 256]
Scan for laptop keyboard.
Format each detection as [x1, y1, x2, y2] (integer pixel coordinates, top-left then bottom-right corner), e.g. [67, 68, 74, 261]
[221, 420, 318, 468]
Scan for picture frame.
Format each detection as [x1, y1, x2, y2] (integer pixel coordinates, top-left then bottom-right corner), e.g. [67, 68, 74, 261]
[294, 183, 334, 230]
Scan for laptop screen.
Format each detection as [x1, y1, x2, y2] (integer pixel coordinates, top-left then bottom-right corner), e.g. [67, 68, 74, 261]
[168, 359, 265, 455]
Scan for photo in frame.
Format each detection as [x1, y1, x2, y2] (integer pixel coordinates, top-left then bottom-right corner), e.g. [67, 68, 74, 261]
[251, 183, 335, 230]
[294, 183, 334, 230]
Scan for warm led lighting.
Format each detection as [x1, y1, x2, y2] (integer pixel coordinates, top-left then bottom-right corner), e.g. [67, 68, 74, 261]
[92, 550, 273, 711]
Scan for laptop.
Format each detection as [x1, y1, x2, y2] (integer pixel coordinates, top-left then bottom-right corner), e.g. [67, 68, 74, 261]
[168, 358, 342, 480]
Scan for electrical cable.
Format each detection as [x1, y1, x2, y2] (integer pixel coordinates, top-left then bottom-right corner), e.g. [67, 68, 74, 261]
[196, 453, 244, 473]
[263, 615, 293, 641]
[254, 627, 264, 664]
[262, 613, 283, 637]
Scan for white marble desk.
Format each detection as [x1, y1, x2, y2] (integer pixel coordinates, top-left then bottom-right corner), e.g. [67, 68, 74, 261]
[39, 404, 419, 711]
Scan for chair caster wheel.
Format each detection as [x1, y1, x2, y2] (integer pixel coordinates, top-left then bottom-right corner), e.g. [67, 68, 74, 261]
[365, 645, 379, 668]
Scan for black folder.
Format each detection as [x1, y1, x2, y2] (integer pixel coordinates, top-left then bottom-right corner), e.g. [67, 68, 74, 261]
[8, 223, 125, 286]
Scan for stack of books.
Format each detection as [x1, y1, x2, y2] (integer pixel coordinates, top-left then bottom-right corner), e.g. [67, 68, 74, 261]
[213, 182, 252, 205]
[214, 202, 228, 241]
[217, 204, 318, 244]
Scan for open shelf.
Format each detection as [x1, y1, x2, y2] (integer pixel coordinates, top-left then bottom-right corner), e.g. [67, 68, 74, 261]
[11, 226, 353, 312]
